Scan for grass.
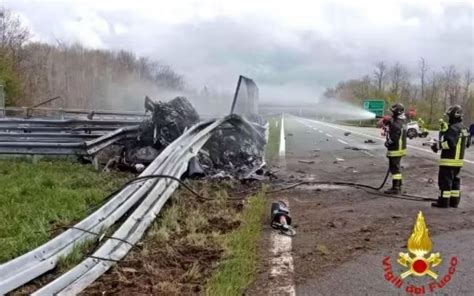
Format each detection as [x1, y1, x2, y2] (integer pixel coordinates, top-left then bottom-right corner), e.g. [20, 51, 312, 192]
[0, 158, 130, 263]
[206, 191, 266, 296]
[265, 116, 281, 162]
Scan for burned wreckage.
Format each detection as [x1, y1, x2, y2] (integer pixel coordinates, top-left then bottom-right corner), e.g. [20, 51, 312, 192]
[0, 75, 267, 179]
[101, 97, 267, 180]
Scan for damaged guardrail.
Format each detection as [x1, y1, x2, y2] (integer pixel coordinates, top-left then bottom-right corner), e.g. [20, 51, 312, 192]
[0, 114, 265, 295]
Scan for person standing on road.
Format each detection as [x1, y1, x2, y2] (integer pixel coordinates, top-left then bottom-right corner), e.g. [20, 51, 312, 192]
[431, 105, 471, 208]
[438, 118, 448, 141]
[384, 103, 407, 194]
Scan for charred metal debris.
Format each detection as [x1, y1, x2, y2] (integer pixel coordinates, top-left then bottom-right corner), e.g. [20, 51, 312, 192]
[1, 96, 268, 180]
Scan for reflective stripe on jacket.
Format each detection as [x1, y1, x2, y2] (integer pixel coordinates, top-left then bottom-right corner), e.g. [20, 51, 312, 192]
[386, 117, 407, 157]
[439, 122, 469, 167]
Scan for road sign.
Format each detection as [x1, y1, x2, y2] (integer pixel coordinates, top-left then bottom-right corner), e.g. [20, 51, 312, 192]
[363, 99, 385, 117]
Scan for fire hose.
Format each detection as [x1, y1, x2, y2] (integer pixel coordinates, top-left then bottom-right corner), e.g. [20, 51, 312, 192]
[267, 167, 437, 202]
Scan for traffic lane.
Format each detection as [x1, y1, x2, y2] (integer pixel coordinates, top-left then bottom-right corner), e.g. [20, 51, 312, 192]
[291, 117, 385, 156]
[283, 115, 474, 201]
[284, 116, 365, 158]
[292, 116, 474, 168]
[292, 117, 385, 158]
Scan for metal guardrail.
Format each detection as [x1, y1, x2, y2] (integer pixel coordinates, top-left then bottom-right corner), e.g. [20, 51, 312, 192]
[0, 106, 149, 121]
[0, 114, 265, 294]
[0, 116, 142, 155]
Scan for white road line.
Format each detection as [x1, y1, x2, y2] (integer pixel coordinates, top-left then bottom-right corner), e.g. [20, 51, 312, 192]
[326, 133, 333, 138]
[337, 139, 349, 145]
[296, 116, 474, 165]
[270, 199, 296, 296]
[279, 115, 286, 157]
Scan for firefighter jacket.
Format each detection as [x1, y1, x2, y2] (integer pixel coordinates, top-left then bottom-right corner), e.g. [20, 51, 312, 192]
[439, 122, 470, 167]
[385, 117, 407, 157]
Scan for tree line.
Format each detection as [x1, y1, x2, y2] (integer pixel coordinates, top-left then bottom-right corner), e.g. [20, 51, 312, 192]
[323, 60, 473, 126]
[0, 7, 184, 110]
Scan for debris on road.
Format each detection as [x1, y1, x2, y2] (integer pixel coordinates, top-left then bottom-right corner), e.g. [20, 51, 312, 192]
[334, 158, 345, 163]
[287, 133, 294, 136]
[344, 146, 369, 151]
[364, 139, 376, 144]
[298, 160, 315, 164]
[271, 201, 295, 236]
[344, 132, 351, 136]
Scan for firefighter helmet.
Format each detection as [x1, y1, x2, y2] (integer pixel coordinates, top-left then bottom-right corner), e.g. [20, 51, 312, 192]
[389, 103, 405, 117]
[445, 105, 463, 120]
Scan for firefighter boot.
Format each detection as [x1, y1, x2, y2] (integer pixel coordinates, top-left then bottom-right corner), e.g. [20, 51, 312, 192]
[450, 195, 460, 208]
[431, 193, 449, 208]
[384, 180, 401, 195]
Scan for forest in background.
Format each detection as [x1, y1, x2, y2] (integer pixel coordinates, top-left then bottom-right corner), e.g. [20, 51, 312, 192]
[323, 60, 473, 126]
[0, 8, 184, 110]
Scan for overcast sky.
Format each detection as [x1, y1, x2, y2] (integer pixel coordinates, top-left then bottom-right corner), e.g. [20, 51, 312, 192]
[1, 0, 473, 102]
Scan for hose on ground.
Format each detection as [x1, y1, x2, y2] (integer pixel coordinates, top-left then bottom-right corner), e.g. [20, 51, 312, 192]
[267, 174, 437, 203]
[87, 174, 248, 213]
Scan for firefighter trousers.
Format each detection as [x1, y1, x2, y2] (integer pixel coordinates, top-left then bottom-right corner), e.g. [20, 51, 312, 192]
[388, 156, 402, 181]
[438, 166, 461, 199]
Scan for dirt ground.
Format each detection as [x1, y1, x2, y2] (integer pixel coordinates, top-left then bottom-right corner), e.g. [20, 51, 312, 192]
[247, 154, 474, 295]
[83, 181, 254, 295]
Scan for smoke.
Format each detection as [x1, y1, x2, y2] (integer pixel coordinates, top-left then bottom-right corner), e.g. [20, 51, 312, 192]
[313, 100, 377, 121]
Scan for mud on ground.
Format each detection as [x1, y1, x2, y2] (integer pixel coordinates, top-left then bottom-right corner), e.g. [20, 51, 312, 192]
[83, 180, 258, 295]
[247, 154, 474, 295]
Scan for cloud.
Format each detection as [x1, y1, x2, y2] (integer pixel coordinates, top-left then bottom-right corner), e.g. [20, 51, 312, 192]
[1, 0, 473, 103]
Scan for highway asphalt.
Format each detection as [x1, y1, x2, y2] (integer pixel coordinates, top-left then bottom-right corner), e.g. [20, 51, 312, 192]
[280, 115, 474, 296]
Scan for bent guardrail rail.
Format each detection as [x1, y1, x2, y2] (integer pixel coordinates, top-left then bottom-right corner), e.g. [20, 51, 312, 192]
[0, 114, 265, 295]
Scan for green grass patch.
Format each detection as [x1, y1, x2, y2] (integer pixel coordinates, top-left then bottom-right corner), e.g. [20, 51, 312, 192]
[265, 116, 281, 163]
[0, 159, 130, 263]
[206, 191, 266, 296]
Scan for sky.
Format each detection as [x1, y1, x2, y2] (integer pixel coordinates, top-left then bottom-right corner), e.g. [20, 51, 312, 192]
[1, 0, 473, 103]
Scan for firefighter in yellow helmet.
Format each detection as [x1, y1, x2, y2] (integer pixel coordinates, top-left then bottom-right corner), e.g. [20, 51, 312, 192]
[384, 103, 407, 194]
[438, 118, 448, 141]
[431, 105, 471, 208]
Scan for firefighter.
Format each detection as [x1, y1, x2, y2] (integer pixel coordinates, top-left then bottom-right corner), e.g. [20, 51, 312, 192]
[431, 105, 470, 208]
[384, 103, 407, 194]
[438, 118, 448, 141]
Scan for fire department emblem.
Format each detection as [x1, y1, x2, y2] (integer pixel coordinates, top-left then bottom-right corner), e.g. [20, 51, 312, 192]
[397, 211, 442, 279]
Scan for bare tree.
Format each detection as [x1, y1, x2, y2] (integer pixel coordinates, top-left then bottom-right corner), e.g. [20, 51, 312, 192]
[427, 71, 440, 123]
[373, 61, 387, 93]
[441, 65, 458, 109]
[0, 8, 30, 57]
[462, 70, 472, 105]
[419, 57, 428, 100]
[389, 62, 409, 96]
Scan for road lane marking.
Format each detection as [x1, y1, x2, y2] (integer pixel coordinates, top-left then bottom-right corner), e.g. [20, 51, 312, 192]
[337, 139, 349, 145]
[295, 116, 474, 165]
[279, 115, 286, 157]
[326, 133, 333, 138]
[270, 199, 296, 296]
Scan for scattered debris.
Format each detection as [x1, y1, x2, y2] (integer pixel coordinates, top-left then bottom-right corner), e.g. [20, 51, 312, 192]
[316, 244, 330, 255]
[364, 139, 376, 144]
[298, 160, 315, 164]
[344, 132, 351, 136]
[95, 96, 267, 179]
[334, 158, 345, 163]
[344, 146, 369, 151]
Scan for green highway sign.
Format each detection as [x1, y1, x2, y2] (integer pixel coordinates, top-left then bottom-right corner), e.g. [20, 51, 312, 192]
[363, 99, 385, 117]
